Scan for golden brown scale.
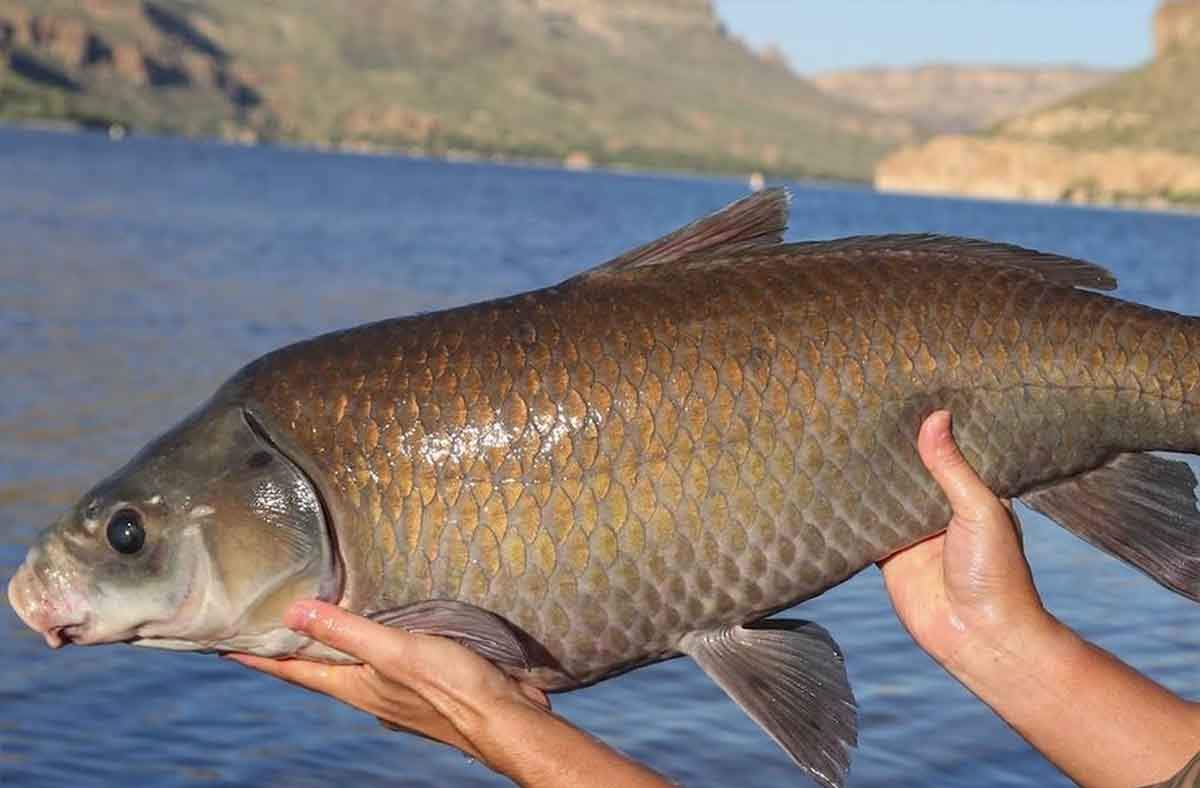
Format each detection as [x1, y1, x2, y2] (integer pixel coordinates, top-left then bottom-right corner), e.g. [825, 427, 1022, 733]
[234, 242, 1200, 687]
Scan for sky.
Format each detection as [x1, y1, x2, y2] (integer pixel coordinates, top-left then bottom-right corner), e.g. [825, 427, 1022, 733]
[712, 0, 1160, 74]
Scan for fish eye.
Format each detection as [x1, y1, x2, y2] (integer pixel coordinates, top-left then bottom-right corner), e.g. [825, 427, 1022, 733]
[106, 509, 146, 555]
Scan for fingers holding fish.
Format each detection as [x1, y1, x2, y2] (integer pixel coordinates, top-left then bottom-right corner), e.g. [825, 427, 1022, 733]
[283, 600, 519, 704]
[222, 650, 356, 695]
[882, 410, 1047, 668]
[917, 410, 1010, 532]
[282, 599, 400, 666]
[223, 602, 441, 710]
[226, 641, 490, 757]
[228, 599, 554, 754]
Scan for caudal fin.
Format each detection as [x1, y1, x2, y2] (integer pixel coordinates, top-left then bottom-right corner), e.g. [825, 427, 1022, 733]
[1021, 452, 1200, 602]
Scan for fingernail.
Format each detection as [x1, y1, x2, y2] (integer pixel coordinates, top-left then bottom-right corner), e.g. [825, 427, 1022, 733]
[284, 601, 319, 631]
[933, 415, 958, 455]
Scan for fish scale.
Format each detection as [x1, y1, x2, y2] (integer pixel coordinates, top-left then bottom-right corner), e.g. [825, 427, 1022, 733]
[234, 246, 1199, 686]
[14, 189, 1200, 787]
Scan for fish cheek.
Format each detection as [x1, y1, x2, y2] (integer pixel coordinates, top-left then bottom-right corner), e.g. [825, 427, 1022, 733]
[198, 459, 331, 636]
[88, 528, 193, 637]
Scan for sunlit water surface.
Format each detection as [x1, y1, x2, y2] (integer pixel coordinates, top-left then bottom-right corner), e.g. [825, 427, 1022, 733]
[2, 127, 1199, 787]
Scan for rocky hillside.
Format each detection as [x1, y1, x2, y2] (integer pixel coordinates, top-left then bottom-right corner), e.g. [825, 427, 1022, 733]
[0, 0, 917, 180]
[812, 65, 1114, 134]
[876, 0, 1200, 207]
[1159, 0, 1200, 51]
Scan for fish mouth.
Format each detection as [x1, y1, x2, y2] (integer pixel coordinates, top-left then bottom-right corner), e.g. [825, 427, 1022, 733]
[242, 407, 345, 605]
[44, 621, 88, 649]
[7, 561, 90, 648]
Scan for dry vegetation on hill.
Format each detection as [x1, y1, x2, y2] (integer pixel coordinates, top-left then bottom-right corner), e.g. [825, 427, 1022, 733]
[0, 0, 916, 180]
[876, 0, 1200, 207]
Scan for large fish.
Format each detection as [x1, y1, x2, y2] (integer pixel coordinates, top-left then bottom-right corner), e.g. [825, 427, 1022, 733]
[9, 190, 1200, 786]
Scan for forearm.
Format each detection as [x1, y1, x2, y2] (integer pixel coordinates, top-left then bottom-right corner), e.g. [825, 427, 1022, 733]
[462, 701, 674, 788]
[945, 612, 1200, 788]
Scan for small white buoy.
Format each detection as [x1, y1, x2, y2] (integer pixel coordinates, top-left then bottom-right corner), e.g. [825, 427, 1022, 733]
[107, 124, 127, 141]
[748, 171, 765, 192]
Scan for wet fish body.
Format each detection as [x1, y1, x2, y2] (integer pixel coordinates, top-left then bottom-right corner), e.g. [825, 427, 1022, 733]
[11, 190, 1200, 787]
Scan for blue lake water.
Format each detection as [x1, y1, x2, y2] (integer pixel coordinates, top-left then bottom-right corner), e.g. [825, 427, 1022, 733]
[1, 126, 1199, 787]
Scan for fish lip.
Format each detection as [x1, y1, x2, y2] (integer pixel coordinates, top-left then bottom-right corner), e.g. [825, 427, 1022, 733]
[241, 406, 346, 605]
[7, 565, 39, 633]
[8, 562, 90, 648]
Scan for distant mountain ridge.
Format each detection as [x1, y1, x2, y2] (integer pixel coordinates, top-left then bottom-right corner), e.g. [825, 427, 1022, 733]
[0, 0, 918, 180]
[876, 0, 1200, 207]
[812, 65, 1115, 135]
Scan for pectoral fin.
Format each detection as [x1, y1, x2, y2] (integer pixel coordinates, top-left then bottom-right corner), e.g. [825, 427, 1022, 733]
[1021, 452, 1200, 602]
[368, 600, 531, 669]
[679, 620, 857, 788]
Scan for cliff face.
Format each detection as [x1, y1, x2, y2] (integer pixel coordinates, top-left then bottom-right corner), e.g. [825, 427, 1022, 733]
[0, 0, 268, 138]
[812, 65, 1113, 134]
[0, 0, 916, 180]
[876, 1, 1200, 207]
[1157, 0, 1200, 54]
[876, 136, 1200, 206]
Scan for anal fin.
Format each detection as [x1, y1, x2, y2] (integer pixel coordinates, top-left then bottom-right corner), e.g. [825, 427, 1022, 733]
[679, 620, 857, 788]
[1021, 452, 1200, 602]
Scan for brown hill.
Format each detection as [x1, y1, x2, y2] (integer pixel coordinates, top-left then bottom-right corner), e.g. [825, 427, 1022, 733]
[0, 0, 917, 180]
[876, 0, 1200, 208]
[812, 65, 1114, 134]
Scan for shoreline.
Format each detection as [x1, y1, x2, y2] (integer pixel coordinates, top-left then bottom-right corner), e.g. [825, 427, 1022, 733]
[875, 183, 1200, 218]
[4, 119, 1196, 218]
[0, 117, 866, 192]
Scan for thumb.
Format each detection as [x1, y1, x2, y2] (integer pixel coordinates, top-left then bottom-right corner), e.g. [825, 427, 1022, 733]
[917, 411, 1005, 528]
[285, 599, 401, 665]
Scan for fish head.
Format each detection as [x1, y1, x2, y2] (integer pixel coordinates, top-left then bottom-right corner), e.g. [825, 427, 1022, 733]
[7, 402, 339, 656]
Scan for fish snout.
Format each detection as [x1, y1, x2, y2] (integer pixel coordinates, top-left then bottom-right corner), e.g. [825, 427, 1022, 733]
[7, 559, 89, 649]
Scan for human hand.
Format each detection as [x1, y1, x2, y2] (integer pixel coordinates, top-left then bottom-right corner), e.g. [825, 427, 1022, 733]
[228, 601, 673, 787]
[226, 600, 550, 762]
[879, 411, 1200, 787]
[878, 410, 1054, 670]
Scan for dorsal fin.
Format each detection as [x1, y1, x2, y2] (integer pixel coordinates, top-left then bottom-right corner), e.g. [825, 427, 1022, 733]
[573, 187, 790, 281]
[784, 234, 1117, 291]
